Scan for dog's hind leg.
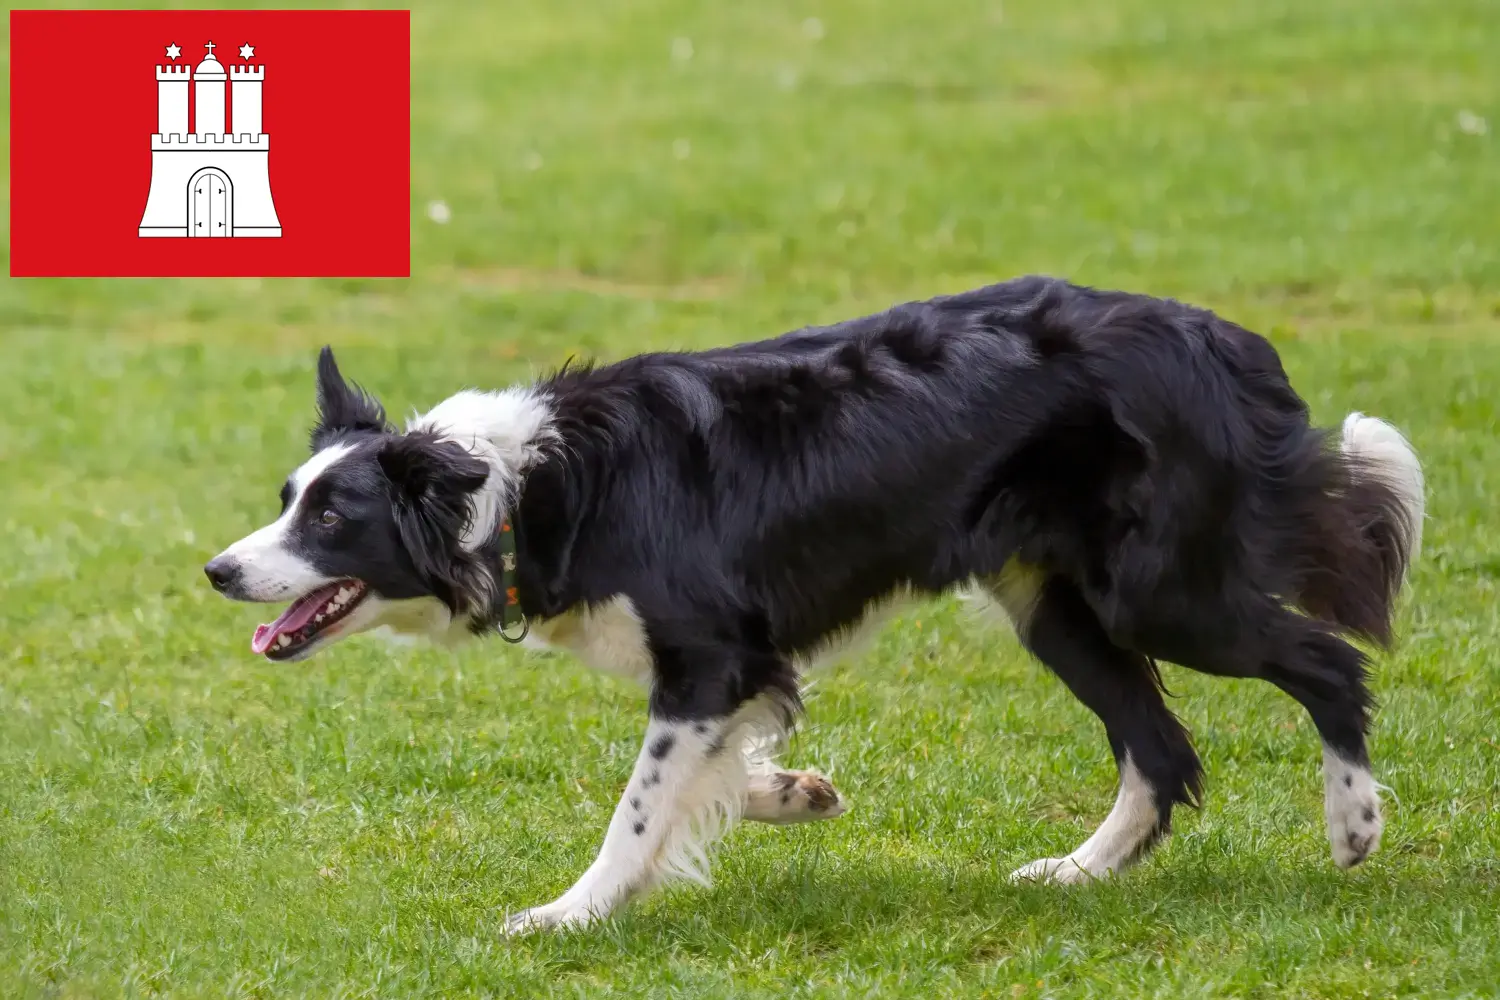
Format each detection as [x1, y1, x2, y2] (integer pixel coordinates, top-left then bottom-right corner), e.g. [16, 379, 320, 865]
[987, 565, 1203, 883]
[1258, 611, 1384, 868]
[1138, 596, 1384, 869]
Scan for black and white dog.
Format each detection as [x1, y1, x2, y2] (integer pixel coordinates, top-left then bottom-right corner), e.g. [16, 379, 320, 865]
[205, 276, 1423, 931]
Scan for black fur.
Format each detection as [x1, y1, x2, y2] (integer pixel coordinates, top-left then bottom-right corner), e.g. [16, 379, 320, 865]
[1018, 575, 1204, 822]
[378, 432, 493, 613]
[648, 733, 676, 759]
[499, 276, 1415, 844]
[313, 346, 390, 450]
[251, 277, 1418, 865]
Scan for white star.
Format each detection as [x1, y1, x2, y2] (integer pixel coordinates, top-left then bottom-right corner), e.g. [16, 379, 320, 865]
[165, 43, 182, 60]
[239, 43, 255, 60]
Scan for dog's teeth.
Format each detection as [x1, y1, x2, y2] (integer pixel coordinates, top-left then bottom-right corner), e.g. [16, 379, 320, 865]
[275, 635, 291, 649]
[315, 613, 325, 622]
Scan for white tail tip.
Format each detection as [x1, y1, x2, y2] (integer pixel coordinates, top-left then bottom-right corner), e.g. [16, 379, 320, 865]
[1341, 412, 1424, 564]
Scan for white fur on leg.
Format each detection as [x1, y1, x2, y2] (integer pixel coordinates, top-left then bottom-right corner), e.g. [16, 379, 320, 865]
[503, 718, 732, 933]
[1322, 746, 1383, 867]
[1011, 755, 1161, 885]
[503, 698, 787, 933]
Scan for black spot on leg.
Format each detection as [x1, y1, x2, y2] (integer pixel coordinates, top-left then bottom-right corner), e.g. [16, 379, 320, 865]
[1344, 775, 1353, 788]
[693, 722, 709, 735]
[649, 733, 676, 760]
[1363, 808, 1376, 823]
[632, 820, 646, 835]
[643, 770, 660, 788]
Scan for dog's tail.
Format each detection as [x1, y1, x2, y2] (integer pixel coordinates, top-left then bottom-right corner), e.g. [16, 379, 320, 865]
[1298, 413, 1424, 647]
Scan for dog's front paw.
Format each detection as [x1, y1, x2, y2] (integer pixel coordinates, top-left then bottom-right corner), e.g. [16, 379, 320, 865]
[744, 770, 849, 825]
[501, 899, 602, 935]
[1009, 856, 1095, 885]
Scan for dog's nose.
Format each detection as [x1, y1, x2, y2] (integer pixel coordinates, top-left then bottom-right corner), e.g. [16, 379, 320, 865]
[204, 555, 240, 593]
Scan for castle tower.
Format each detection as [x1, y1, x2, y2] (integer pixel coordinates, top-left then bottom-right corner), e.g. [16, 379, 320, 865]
[155, 64, 191, 136]
[139, 40, 282, 238]
[193, 42, 226, 134]
[230, 64, 264, 136]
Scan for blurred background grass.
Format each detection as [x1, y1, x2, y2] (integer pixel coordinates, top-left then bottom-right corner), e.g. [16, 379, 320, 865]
[2, 1, 1499, 997]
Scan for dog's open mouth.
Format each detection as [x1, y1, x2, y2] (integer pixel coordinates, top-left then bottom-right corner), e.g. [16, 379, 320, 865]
[251, 580, 368, 660]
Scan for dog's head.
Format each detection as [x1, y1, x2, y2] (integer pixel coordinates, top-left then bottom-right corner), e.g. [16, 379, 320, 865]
[204, 348, 505, 661]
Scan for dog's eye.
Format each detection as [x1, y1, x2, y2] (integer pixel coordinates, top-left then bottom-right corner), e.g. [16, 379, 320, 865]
[318, 509, 342, 527]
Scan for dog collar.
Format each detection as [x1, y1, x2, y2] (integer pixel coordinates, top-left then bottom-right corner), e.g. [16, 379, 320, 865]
[497, 519, 529, 643]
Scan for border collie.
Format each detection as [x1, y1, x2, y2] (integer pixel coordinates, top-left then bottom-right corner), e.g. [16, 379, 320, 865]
[205, 276, 1423, 932]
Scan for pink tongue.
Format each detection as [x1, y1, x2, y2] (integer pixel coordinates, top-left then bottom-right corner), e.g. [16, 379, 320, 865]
[251, 582, 342, 654]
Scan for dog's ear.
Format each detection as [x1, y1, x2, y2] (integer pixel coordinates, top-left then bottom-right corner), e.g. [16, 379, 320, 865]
[312, 346, 390, 451]
[378, 433, 492, 610]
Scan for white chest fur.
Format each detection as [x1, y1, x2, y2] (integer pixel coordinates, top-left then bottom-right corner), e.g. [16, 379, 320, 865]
[524, 595, 654, 684]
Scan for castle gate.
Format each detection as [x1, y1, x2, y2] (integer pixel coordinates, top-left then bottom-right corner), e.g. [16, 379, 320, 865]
[188, 167, 233, 237]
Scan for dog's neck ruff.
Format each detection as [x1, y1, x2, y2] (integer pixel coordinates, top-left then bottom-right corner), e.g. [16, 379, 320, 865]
[404, 383, 558, 637]
[405, 386, 560, 548]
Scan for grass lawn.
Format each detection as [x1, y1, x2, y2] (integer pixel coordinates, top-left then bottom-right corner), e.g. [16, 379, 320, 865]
[3, 0, 1499, 995]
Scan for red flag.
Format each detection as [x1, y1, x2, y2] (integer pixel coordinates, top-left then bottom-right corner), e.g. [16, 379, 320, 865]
[10, 9, 410, 277]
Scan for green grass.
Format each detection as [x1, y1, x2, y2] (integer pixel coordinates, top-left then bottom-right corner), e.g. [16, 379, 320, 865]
[3, 0, 1500, 995]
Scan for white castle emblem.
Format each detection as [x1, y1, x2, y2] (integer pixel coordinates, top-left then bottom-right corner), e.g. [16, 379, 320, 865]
[138, 41, 282, 238]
